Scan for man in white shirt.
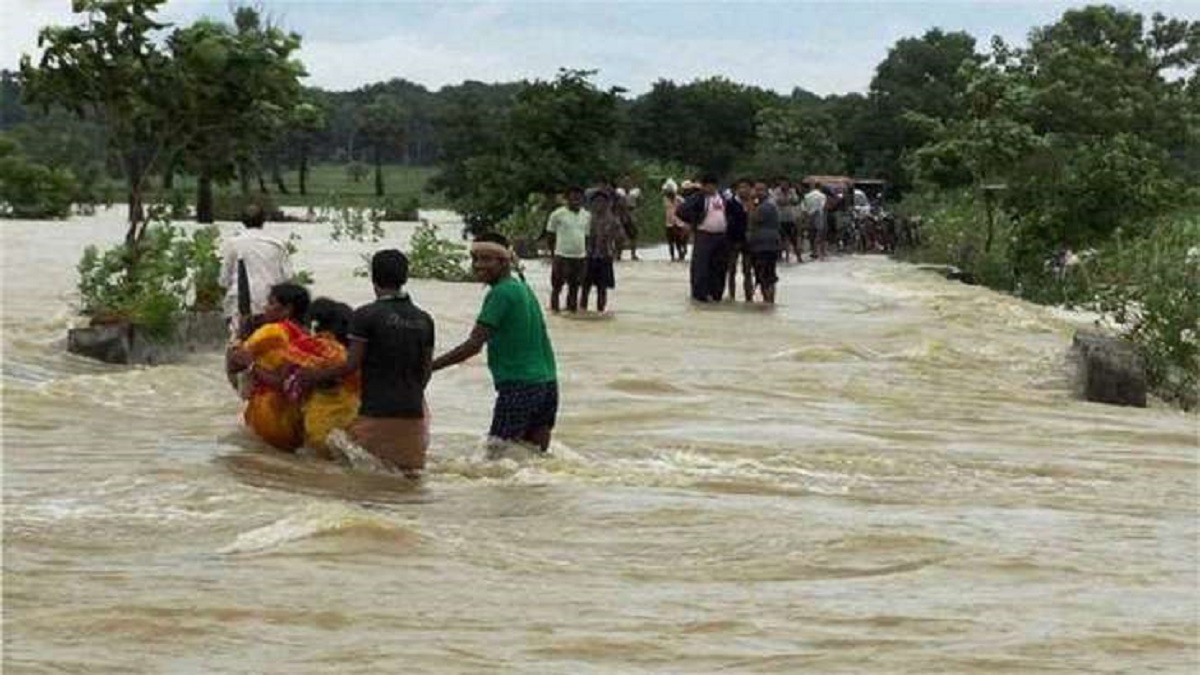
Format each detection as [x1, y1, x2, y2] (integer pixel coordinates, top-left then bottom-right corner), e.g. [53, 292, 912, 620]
[218, 205, 294, 337]
[802, 184, 829, 261]
[691, 174, 731, 302]
[545, 186, 590, 312]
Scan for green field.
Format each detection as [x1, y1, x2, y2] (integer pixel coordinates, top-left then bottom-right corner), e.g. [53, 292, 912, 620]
[125, 163, 449, 210]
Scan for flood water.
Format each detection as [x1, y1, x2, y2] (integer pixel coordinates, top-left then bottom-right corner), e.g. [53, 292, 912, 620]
[3, 208, 1197, 673]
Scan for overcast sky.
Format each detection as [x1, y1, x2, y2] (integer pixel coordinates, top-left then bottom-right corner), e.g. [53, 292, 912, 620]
[3, 1, 1195, 96]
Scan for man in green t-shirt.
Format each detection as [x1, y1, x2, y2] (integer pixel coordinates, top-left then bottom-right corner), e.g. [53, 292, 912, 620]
[432, 232, 559, 453]
[545, 186, 590, 313]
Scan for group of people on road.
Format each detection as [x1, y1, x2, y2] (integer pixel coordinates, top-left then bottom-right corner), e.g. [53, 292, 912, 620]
[220, 208, 558, 477]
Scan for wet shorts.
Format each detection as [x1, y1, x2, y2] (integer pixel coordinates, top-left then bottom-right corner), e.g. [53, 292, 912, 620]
[585, 257, 615, 289]
[489, 381, 558, 440]
[551, 256, 586, 287]
[751, 251, 779, 287]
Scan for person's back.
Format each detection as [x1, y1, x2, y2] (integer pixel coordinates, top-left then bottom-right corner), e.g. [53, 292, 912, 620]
[219, 205, 293, 322]
[748, 197, 782, 254]
[352, 293, 434, 419]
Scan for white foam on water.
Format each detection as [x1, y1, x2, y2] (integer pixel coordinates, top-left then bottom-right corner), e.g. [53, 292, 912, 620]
[218, 502, 415, 555]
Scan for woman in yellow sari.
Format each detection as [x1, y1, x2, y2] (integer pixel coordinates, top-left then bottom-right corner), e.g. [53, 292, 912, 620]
[292, 298, 360, 456]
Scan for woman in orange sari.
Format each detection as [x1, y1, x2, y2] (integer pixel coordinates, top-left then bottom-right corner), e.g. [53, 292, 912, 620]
[226, 283, 312, 451]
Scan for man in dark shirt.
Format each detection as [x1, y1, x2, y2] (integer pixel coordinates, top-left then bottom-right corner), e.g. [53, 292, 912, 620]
[725, 178, 754, 302]
[300, 249, 435, 475]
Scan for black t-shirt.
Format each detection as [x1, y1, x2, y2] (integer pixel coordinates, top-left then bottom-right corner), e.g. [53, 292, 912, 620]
[725, 198, 748, 243]
[348, 294, 435, 418]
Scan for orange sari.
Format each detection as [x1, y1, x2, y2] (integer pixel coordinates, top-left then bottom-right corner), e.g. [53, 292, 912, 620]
[241, 320, 356, 451]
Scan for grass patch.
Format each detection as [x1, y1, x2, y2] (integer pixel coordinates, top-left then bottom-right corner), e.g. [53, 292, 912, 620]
[114, 163, 450, 212]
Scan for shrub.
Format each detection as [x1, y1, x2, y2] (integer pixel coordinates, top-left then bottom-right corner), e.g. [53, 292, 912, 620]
[377, 194, 420, 221]
[407, 220, 473, 282]
[495, 193, 553, 254]
[0, 136, 77, 219]
[1082, 213, 1200, 408]
[211, 191, 281, 222]
[77, 208, 226, 339]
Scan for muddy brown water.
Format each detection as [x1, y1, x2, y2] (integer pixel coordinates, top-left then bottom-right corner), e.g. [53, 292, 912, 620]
[3, 209, 1196, 673]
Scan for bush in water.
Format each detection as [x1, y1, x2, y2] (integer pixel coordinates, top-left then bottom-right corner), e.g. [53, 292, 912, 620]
[0, 136, 77, 219]
[407, 221, 473, 283]
[77, 207, 225, 339]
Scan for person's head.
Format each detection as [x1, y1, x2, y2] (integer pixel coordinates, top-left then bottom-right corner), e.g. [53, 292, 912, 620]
[306, 297, 353, 344]
[242, 204, 266, 229]
[590, 189, 613, 214]
[700, 174, 719, 195]
[265, 282, 310, 323]
[735, 177, 753, 202]
[470, 232, 512, 285]
[565, 186, 584, 211]
[370, 249, 409, 293]
[754, 180, 770, 201]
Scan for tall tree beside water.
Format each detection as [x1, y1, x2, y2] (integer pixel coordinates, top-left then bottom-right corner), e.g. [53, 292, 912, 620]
[169, 7, 306, 222]
[20, 0, 179, 244]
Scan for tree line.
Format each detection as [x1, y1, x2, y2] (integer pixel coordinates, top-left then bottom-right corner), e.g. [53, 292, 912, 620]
[2, 2, 1195, 241]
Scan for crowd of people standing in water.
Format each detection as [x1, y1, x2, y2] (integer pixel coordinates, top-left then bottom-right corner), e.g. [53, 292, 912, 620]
[218, 174, 880, 473]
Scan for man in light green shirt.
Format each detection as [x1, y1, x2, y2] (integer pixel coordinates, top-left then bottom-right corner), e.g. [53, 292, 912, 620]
[545, 186, 590, 312]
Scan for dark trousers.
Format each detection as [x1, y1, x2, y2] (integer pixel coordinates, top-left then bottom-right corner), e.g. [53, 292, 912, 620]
[691, 231, 730, 301]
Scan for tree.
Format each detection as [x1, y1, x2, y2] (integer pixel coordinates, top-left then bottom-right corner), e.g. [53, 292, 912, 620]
[907, 5, 1195, 277]
[169, 7, 305, 222]
[860, 29, 981, 190]
[20, 0, 180, 244]
[0, 70, 28, 129]
[428, 80, 520, 212]
[750, 103, 845, 178]
[286, 96, 328, 196]
[445, 69, 624, 228]
[356, 94, 407, 197]
[628, 77, 777, 177]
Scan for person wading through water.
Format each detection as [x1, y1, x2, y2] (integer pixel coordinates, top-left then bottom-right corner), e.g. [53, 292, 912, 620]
[298, 250, 435, 477]
[432, 233, 559, 455]
[545, 186, 590, 313]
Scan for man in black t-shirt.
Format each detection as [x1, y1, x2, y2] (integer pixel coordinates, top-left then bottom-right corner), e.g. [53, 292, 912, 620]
[301, 249, 434, 475]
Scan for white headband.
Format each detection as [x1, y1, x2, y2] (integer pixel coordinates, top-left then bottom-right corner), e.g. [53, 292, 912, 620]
[470, 241, 514, 260]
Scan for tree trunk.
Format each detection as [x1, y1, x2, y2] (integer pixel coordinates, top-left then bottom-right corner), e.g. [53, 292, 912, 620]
[258, 170, 268, 194]
[299, 151, 308, 196]
[124, 153, 146, 247]
[272, 161, 289, 194]
[374, 146, 384, 197]
[196, 173, 214, 224]
[239, 163, 251, 196]
[162, 160, 175, 190]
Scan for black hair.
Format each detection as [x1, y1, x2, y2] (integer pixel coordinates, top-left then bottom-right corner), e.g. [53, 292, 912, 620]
[268, 282, 310, 321]
[566, 185, 584, 196]
[242, 204, 266, 229]
[474, 231, 510, 248]
[735, 177, 754, 187]
[306, 297, 353, 345]
[371, 249, 409, 289]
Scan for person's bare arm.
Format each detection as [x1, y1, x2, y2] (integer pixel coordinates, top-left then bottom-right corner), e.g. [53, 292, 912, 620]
[431, 323, 491, 372]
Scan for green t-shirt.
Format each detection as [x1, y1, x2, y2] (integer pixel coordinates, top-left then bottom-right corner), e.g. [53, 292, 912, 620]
[546, 205, 590, 259]
[477, 276, 557, 385]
